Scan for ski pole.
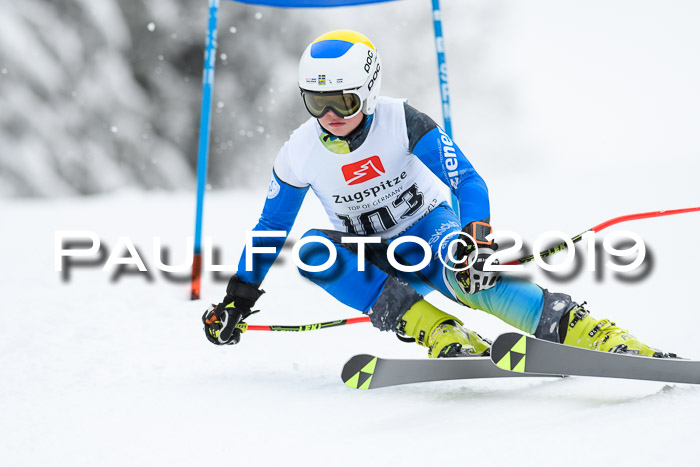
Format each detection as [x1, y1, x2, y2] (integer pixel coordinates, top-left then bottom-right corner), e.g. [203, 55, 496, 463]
[236, 316, 370, 333]
[504, 206, 700, 266]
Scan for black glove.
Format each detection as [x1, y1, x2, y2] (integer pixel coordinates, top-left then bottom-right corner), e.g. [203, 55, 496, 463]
[453, 221, 501, 294]
[203, 275, 264, 345]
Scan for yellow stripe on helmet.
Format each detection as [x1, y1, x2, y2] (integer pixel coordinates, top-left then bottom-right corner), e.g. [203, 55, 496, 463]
[312, 30, 375, 50]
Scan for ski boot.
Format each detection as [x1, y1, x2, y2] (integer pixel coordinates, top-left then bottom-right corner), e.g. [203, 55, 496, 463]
[397, 299, 491, 358]
[560, 303, 675, 358]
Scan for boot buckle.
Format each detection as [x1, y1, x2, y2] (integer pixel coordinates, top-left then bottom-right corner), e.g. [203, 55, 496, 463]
[568, 302, 590, 329]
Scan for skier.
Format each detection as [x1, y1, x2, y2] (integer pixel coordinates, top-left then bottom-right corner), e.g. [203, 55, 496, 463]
[203, 30, 671, 359]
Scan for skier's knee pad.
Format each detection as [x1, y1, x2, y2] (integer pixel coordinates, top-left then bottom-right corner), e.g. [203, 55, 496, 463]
[368, 277, 422, 332]
[534, 289, 578, 343]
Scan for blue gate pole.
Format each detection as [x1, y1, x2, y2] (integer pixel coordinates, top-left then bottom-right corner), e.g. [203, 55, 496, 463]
[191, 0, 220, 300]
[430, 0, 459, 217]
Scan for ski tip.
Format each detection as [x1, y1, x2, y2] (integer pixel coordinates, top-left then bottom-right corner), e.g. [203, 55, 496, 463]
[341, 354, 379, 390]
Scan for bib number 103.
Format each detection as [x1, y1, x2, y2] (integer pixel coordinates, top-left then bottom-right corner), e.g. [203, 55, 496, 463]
[337, 184, 424, 235]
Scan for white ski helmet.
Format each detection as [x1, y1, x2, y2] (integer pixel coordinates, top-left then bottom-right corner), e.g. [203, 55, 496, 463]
[298, 30, 382, 118]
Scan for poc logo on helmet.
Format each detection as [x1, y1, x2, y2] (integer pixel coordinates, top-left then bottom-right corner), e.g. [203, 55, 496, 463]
[368, 63, 380, 91]
[364, 50, 374, 73]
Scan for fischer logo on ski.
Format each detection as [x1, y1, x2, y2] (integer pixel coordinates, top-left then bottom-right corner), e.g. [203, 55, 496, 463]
[492, 333, 528, 372]
[343, 355, 378, 390]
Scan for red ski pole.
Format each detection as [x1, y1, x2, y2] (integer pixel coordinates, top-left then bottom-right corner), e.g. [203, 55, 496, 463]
[236, 316, 370, 333]
[504, 206, 700, 266]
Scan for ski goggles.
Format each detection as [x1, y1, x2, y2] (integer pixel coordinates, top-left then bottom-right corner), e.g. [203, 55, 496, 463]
[300, 89, 364, 119]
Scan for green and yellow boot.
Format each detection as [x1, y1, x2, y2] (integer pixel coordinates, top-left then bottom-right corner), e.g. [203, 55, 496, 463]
[561, 303, 675, 358]
[397, 299, 491, 358]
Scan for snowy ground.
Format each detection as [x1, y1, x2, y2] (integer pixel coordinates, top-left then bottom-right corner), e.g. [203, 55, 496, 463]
[2, 161, 699, 466]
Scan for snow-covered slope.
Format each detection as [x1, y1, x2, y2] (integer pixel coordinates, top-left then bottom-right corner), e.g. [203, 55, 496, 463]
[2, 159, 699, 466]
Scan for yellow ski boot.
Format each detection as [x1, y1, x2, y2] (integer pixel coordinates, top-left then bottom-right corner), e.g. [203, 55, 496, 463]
[561, 303, 674, 358]
[397, 299, 491, 358]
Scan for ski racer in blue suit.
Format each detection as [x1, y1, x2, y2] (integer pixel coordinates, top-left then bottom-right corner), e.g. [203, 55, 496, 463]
[203, 30, 670, 359]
